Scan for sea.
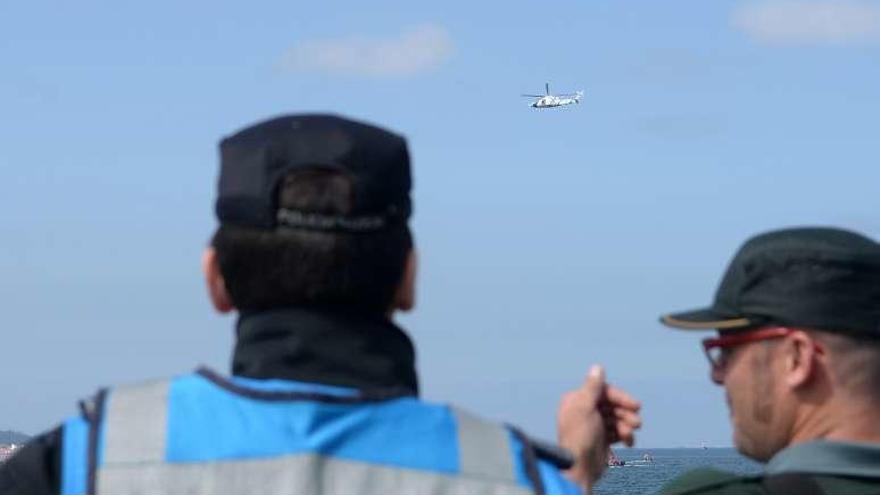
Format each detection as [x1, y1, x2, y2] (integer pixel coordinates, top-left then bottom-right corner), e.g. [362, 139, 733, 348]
[593, 448, 762, 495]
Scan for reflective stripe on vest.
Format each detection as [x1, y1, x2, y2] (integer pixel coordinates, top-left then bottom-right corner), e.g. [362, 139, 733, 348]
[451, 406, 517, 483]
[101, 379, 169, 465]
[99, 453, 533, 495]
[95, 378, 533, 495]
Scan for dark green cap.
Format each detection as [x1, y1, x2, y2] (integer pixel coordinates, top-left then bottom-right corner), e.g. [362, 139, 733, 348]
[661, 227, 880, 337]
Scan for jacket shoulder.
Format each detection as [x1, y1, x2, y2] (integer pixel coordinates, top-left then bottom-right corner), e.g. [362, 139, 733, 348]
[813, 475, 880, 494]
[0, 426, 62, 495]
[659, 468, 765, 495]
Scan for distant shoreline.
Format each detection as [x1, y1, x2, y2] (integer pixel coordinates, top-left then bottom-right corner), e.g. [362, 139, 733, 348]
[615, 447, 737, 450]
[0, 430, 30, 445]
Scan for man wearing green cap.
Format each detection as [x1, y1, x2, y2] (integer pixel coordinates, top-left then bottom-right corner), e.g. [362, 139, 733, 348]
[656, 227, 880, 494]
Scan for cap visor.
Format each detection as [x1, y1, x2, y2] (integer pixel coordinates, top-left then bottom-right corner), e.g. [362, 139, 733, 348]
[660, 308, 753, 330]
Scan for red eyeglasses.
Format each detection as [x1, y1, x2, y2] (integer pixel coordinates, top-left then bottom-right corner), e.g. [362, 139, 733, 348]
[701, 326, 794, 369]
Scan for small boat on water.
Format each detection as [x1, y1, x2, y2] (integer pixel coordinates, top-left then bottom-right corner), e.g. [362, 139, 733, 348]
[608, 450, 655, 467]
[607, 449, 625, 467]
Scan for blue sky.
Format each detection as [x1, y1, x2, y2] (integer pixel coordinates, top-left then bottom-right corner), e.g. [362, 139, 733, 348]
[2, 0, 879, 448]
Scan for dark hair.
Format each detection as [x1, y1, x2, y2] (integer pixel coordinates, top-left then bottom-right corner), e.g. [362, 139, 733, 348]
[212, 168, 412, 314]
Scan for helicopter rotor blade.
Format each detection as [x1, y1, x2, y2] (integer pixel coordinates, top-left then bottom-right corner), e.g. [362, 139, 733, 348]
[545, 82, 549, 95]
[521, 94, 544, 97]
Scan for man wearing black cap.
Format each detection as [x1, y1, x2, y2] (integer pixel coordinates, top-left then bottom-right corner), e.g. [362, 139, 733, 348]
[1, 114, 641, 495]
[656, 227, 880, 494]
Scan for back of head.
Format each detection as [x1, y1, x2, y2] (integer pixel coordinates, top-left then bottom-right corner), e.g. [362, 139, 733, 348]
[808, 329, 880, 402]
[211, 114, 413, 314]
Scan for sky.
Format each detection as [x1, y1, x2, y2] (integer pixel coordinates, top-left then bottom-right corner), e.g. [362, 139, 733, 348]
[1, 0, 879, 449]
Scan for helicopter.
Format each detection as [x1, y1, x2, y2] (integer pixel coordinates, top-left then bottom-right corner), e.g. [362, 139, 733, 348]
[522, 83, 583, 109]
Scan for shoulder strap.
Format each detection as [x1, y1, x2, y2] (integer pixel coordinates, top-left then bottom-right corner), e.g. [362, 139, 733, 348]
[78, 388, 108, 495]
[507, 428, 573, 470]
[507, 426, 546, 495]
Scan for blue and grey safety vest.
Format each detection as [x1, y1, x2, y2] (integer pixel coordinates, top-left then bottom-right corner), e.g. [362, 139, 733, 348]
[59, 368, 581, 495]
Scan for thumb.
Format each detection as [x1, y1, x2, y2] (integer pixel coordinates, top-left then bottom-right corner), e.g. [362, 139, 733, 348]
[582, 364, 606, 399]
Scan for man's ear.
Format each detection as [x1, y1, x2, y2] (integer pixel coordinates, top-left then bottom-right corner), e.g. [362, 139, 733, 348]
[202, 247, 235, 313]
[392, 249, 417, 313]
[784, 330, 820, 389]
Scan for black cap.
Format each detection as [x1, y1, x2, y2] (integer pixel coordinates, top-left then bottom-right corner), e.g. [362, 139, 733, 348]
[215, 114, 411, 231]
[661, 227, 880, 337]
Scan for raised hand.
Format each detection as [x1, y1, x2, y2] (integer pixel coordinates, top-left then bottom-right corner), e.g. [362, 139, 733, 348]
[558, 365, 642, 493]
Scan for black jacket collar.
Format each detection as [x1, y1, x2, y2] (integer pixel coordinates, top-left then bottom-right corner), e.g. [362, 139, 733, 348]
[232, 308, 418, 396]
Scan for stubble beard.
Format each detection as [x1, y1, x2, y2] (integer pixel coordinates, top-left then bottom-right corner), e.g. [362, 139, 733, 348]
[745, 345, 778, 461]
[731, 345, 778, 461]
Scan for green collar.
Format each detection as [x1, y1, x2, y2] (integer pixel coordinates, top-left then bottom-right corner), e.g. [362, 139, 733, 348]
[766, 440, 880, 478]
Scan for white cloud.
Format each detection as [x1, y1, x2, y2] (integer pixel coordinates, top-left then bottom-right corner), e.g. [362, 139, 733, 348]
[732, 0, 880, 45]
[279, 24, 453, 78]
